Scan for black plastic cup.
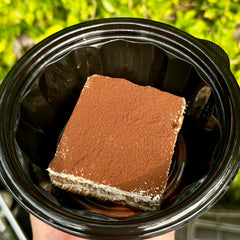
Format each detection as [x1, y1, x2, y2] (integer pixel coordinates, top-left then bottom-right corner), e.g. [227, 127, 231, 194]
[0, 18, 240, 239]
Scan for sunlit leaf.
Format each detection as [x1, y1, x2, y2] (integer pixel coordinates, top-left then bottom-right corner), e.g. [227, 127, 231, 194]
[204, 9, 216, 20]
[0, 39, 7, 53]
[101, 0, 116, 13]
[2, 45, 16, 67]
[25, 12, 35, 26]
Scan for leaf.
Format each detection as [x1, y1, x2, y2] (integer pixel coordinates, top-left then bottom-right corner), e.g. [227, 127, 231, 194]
[101, 0, 117, 13]
[0, 39, 7, 53]
[183, 9, 197, 21]
[204, 9, 217, 20]
[2, 45, 16, 67]
[25, 12, 35, 26]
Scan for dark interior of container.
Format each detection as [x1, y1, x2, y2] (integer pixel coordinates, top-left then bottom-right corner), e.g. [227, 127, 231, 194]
[16, 40, 221, 220]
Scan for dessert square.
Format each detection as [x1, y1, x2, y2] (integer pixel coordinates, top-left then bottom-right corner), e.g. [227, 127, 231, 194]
[48, 74, 185, 211]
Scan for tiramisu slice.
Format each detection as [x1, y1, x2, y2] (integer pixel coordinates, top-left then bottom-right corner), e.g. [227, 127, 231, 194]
[47, 75, 185, 211]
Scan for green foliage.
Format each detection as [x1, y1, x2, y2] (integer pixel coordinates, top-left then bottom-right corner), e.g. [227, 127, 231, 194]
[230, 170, 240, 202]
[0, 0, 239, 82]
[0, 0, 239, 203]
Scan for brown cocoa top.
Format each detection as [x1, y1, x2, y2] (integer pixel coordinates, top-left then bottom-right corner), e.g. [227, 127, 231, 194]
[49, 75, 185, 199]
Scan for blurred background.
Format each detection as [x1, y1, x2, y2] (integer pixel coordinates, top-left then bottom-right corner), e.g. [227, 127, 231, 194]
[0, 0, 240, 83]
[0, 0, 240, 239]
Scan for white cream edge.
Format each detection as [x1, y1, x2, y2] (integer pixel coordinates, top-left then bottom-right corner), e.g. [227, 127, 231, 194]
[47, 168, 162, 205]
